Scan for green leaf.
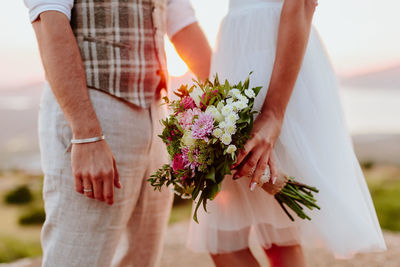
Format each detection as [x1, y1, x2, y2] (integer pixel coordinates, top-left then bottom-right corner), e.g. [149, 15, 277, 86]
[214, 74, 220, 85]
[253, 86, 262, 96]
[209, 183, 222, 200]
[193, 193, 204, 223]
[243, 76, 250, 89]
[206, 167, 216, 182]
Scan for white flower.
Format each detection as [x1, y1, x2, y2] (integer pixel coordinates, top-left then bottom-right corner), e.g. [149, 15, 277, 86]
[205, 105, 224, 122]
[217, 101, 225, 111]
[228, 89, 241, 98]
[189, 86, 203, 107]
[226, 144, 237, 155]
[225, 112, 239, 124]
[237, 94, 249, 104]
[220, 133, 232, 145]
[244, 89, 256, 98]
[226, 98, 234, 104]
[218, 121, 226, 129]
[212, 128, 223, 138]
[225, 123, 236, 135]
[221, 104, 234, 116]
[233, 101, 247, 111]
[181, 130, 195, 147]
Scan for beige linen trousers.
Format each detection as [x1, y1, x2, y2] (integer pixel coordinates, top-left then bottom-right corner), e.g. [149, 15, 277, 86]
[38, 83, 173, 267]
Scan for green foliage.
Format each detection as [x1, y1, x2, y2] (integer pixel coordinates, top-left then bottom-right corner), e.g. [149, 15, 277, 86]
[4, 185, 33, 205]
[18, 207, 46, 226]
[0, 236, 41, 263]
[361, 161, 375, 170]
[368, 178, 400, 231]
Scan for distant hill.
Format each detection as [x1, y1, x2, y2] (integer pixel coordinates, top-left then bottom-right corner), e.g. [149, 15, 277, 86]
[340, 64, 400, 89]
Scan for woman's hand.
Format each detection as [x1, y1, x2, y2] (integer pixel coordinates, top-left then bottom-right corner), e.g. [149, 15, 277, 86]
[232, 112, 283, 190]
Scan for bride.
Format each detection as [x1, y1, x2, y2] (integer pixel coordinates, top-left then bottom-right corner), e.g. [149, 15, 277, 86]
[187, 0, 387, 266]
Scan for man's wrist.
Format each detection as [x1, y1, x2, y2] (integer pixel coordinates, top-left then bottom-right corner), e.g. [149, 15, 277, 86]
[71, 121, 103, 139]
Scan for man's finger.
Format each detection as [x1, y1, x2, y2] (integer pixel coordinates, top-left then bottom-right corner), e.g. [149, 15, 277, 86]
[82, 177, 94, 199]
[92, 179, 104, 202]
[103, 176, 114, 205]
[113, 159, 121, 189]
[74, 175, 84, 194]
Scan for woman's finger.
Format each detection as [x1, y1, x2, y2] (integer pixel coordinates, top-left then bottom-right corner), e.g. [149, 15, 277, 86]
[269, 153, 279, 185]
[234, 146, 264, 180]
[82, 177, 94, 199]
[92, 179, 104, 202]
[233, 137, 257, 168]
[252, 152, 271, 185]
[249, 151, 270, 191]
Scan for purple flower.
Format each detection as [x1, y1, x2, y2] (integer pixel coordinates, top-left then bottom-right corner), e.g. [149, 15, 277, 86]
[182, 147, 200, 175]
[192, 113, 214, 141]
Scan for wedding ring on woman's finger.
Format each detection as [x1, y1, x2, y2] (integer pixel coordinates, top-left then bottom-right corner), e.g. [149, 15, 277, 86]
[260, 165, 271, 185]
[83, 188, 93, 193]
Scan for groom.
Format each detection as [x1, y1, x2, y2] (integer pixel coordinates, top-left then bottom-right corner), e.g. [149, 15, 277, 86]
[24, 0, 211, 266]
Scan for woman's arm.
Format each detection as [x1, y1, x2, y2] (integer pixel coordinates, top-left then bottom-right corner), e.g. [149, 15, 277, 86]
[260, 0, 317, 120]
[233, 0, 318, 189]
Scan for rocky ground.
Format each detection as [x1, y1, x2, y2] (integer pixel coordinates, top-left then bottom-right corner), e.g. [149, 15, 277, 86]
[1, 221, 399, 267]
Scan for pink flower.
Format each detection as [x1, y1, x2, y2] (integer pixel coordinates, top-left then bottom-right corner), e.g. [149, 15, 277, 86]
[179, 108, 201, 130]
[172, 154, 187, 173]
[180, 96, 196, 110]
[200, 90, 219, 110]
[192, 113, 214, 141]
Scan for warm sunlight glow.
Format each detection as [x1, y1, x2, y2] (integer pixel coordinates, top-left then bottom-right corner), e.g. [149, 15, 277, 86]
[164, 38, 189, 77]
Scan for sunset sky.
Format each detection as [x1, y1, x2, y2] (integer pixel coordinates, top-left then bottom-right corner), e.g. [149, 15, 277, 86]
[1, 0, 400, 89]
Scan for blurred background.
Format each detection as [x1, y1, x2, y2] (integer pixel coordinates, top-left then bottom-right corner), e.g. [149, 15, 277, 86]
[0, 0, 399, 266]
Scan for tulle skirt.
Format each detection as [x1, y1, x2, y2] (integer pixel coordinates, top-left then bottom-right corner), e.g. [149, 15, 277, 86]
[186, 0, 386, 258]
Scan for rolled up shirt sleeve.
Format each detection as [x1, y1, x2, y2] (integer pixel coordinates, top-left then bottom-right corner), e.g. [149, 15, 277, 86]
[24, 0, 74, 22]
[167, 0, 197, 38]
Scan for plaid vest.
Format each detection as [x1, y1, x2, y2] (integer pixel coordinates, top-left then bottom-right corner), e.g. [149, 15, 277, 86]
[70, 0, 167, 108]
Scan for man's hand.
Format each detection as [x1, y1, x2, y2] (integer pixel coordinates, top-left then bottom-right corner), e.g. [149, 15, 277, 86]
[72, 141, 121, 205]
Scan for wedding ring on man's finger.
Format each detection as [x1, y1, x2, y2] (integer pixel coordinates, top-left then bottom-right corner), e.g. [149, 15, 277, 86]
[83, 188, 93, 193]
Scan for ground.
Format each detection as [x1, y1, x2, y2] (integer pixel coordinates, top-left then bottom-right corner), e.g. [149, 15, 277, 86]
[1, 221, 399, 267]
[1, 165, 400, 266]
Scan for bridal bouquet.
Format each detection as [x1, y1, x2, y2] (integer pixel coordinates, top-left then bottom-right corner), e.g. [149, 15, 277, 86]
[149, 76, 320, 222]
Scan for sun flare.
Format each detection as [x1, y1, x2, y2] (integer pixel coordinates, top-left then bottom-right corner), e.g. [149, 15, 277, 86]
[164, 38, 189, 77]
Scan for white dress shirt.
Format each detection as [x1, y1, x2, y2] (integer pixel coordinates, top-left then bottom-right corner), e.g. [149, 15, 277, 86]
[24, 0, 197, 38]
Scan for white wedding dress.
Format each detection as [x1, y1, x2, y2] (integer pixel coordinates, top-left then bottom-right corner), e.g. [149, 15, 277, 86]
[187, 0, 386, 258]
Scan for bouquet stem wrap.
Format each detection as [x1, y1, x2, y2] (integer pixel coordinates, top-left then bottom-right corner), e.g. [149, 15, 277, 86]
[261, 172, 320, 221]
